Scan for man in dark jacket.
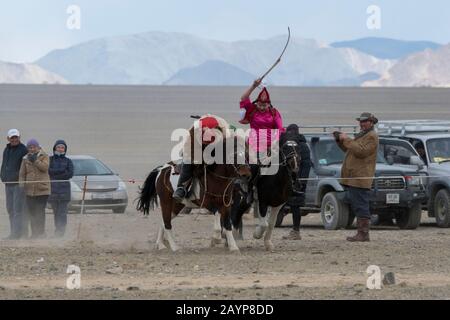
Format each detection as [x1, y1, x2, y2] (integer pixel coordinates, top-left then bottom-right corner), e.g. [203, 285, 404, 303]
[48, 140, 74, 237]
[1, 129, 28, 239]
[280, 124, 312, 240]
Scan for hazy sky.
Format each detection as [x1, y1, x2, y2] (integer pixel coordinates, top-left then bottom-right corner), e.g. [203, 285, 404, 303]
[1, 0, 449, 63]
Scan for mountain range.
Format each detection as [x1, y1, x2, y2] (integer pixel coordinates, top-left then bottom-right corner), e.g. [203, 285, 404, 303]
[1, 32, 448, 87]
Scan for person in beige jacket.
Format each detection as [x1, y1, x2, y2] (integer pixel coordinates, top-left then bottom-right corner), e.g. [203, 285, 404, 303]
[19, 139, 50, 238]
[335, 113, 379, 242]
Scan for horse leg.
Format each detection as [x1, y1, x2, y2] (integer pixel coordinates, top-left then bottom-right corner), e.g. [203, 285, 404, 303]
[160, 200, 180, 252]
[264, 205, 283, 252]
[232, 200, 248, 241]
[232, 219, 244, 241]
[155, 222, 167, 250]
[221, 208, 240, 252]
[253, 200, 268, 239]
[211, 211, 225, 247]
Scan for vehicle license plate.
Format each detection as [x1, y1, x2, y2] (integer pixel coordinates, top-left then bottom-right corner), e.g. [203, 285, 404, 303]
[386, 193, 400, 204]
[92, 192, 113, 200]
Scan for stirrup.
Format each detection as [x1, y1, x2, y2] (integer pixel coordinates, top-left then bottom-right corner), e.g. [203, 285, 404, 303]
[173, 187, 187, 201]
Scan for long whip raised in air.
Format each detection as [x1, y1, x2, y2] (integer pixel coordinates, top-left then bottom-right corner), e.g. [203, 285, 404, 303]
[259, 27, 291, 81]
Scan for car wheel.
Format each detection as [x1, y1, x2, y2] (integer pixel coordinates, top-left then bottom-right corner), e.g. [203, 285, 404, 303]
[434, 189, 450, 228]
[395, 202, 422, 229]
[113, 207, 127, 214]
[320, 192, 349, 230]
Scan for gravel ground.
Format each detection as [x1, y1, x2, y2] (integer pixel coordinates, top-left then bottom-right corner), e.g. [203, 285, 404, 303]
[0, 209, 449, 300]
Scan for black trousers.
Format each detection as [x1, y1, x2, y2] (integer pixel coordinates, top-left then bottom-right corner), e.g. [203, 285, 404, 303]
[291, 205, 302, 231]
[347, 186, 371, 219]
[26, 195, 49, 238]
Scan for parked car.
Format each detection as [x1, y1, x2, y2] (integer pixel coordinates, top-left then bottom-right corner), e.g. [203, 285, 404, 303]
[377, 120, 450, 227]
[276, 127, 428, 230]
[68, 155, 128, 213]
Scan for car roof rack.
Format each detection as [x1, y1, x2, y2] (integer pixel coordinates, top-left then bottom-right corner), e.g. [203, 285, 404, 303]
[298, 125, 359, 135]
[377, 120, 450, 135]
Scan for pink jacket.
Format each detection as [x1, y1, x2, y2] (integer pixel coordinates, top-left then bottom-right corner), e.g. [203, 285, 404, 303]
[240, 98, 285, 152]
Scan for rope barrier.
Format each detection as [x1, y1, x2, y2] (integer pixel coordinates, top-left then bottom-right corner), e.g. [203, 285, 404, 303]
[1, 174, 441, 185]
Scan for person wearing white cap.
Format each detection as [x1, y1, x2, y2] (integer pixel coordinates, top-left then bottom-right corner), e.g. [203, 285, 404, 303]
[1, 129, 28, 240]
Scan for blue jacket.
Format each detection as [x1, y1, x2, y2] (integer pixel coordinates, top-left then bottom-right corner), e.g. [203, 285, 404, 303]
[1, 143, 28, 183]
[48, 140, 74, 201]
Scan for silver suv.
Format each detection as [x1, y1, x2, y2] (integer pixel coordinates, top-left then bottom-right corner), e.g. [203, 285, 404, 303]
[281, 126, 428, 230]
[378, 120, 450, 227]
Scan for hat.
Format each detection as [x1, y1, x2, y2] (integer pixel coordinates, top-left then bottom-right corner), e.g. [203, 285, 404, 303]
[356, 112, 378, 124]
[256, 87, 271, 104]
[7, 129, 20, 138]
[286, 124, 299, 132]
[26, 139, 40, 148]
[199, 116, 219, 129]
[53, 139, 67, 152]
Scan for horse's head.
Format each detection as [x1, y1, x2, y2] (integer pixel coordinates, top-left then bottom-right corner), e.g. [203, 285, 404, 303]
[281, 140, 300, 174]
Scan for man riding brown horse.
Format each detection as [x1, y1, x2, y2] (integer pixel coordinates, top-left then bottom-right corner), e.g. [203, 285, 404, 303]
[173, 114, 232, 202]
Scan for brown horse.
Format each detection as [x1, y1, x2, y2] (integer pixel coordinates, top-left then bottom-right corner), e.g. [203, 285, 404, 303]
[136, 136, 251, 252]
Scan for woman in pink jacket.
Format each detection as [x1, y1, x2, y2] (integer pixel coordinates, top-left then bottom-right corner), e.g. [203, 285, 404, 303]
[239, 78, 285, 202]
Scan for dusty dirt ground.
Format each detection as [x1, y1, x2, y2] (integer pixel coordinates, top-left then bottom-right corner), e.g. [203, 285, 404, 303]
[1, 85, 450, 299]
[1, 205, 450, 300]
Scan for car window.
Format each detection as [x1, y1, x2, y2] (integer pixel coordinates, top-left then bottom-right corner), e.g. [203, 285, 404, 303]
[379, 139, 418, 165]
[314, 140, 385, 165]
[407, 138, 428, 164]
[427, 138, 450, 163]
[72, 159, 114, 176]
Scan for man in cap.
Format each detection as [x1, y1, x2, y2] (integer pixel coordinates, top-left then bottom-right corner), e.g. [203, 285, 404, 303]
[1, 129, 28, 240]
[335, 113, 379, 242]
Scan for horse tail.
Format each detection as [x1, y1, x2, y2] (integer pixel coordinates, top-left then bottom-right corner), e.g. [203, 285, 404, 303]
[136, 166, 162, 215]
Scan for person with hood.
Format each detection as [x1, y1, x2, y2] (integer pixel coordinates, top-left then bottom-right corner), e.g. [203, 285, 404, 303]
[19, 139, 50, 239]
[239, 78, 285, 203]
[48, 140, 74, 237]
[335, 112, 379, 242]
[280, 124, 312, 240]
[1, 129, 28, 240]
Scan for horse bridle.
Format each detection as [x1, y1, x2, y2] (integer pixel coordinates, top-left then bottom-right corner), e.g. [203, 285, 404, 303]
[280, 140, 300, 173]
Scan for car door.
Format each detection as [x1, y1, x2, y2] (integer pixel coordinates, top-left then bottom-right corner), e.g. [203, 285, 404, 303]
[379, 138, 422, 170]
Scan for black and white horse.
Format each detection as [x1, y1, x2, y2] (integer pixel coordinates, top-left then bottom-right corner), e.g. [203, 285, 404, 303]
[231, 140, 300, 251]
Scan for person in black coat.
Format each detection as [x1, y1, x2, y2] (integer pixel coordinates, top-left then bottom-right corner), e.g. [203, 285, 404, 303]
[1, 129, 28, 239]
[48, 140, 74, 237]
[280, 124, 312, 240]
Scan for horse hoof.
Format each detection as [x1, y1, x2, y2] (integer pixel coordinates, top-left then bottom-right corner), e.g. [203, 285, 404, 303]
[264, 241, 275, 252]
[155, 242, 168, 251]
[170, 246, 181, 252]
[229, 247, 240, 254]
[253, 227, 266, 239]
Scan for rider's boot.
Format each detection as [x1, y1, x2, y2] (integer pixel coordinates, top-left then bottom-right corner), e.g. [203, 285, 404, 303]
[173, 163, 194, 202]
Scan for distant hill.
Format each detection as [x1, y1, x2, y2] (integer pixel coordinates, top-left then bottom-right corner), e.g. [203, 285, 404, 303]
[0, 61, 68, 84]
[331, 37, 441, 59]
[363, 44, 450, 87]
[164, 60, 256, 85]
[35, 31, 394, 86]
